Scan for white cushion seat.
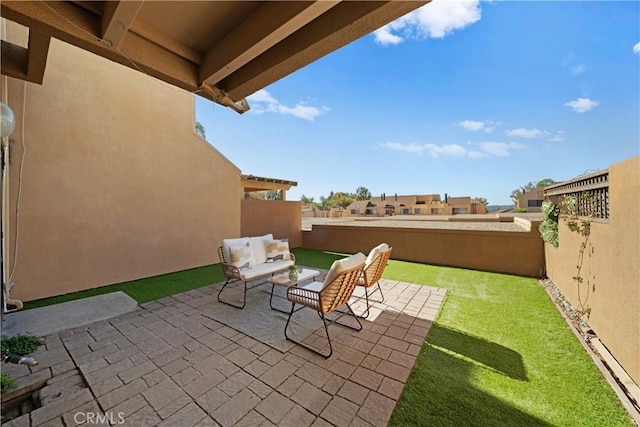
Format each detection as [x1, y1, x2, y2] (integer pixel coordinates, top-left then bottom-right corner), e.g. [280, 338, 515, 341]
[238, 259, 294, 281]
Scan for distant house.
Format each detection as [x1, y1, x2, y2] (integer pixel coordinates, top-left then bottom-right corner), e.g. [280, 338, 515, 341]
[345, 194, 487, 216]
[517, 188, 545, 212]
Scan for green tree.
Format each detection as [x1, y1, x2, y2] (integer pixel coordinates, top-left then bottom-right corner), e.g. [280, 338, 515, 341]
[476, 197, 488, 206]
[510, 181, 536, 204]
[244, 192, 264, 200]
[330, 192, 354, 208]
[195, 121, 206, 139]
[354, 186, 371, 201]
[536, 178, 556, 188]
[300, 195, 317, 206]
[319, 196, 331, 210]
[263, 190, 281, 200]
[244, 190, 281, 200]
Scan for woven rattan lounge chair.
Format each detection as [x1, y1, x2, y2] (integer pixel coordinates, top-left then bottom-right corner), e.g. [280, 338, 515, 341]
[357, 243, 393, 318]
[284, 253, 365, 358]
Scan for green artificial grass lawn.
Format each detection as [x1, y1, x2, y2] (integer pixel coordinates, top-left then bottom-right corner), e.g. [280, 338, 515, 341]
[23, 265, 227, 309]
[22, 249, 632, 426]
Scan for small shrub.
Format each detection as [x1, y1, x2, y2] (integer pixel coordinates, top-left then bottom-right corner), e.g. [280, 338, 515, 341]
[514, 208, 528, 213]
[539, 200, 559, 247]
[1, 334, 44, 356]
[1, 373, 17, 394]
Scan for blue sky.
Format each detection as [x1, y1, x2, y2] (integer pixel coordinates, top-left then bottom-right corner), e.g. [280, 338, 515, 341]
[196, 1, 640, 206]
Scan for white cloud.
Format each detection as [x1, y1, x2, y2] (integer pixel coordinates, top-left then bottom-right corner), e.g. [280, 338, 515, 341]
[247, 89, 327, 121]
[468, 151, 489, 159]
[634, 42, 640, 54]
[459, 119, 496, 133]
[374, 0, 481, 45]
[506, 128, 544, 139]
[381, 142, 426, 154]
[565, 97, 600, 113]
[548, 131, 566, 142]
[479, 142, 525, 157]
[571, 64, 586, 75]
[381, 142, 467, 157]
[459, 120, 485, 131]
[426, 144, 468, 157]
[381, 140, 524, 158]
[373, 27, 404, 46]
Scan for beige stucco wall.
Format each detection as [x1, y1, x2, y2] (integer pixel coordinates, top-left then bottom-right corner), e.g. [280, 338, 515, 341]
[303, 224, 545, 277]
[240, 199, 302, 249]
[545, 156, 640, 385]
[3, 37, 241, 301]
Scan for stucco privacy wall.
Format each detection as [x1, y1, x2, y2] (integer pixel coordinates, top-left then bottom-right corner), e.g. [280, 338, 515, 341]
[545, 156, 640, 385]
[4, 36, 242, 302]
[240, 199, 302, 249]
[303, 224, 545, 277]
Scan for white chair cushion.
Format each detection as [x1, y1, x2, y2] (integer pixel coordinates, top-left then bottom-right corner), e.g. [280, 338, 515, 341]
[228, 243, 253, 270]
[297, 280, 323, 293]
[222, 237, 251, 264]
[265, 239, 290, 262]
[365, 243, 390, 267]
[239, 259, 294, 280]
[249, 233, 273, 265]
[322, 252, 366, 290]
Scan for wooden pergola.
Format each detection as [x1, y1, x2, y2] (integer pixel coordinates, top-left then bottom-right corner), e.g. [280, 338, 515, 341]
[241, 174, 297, 200]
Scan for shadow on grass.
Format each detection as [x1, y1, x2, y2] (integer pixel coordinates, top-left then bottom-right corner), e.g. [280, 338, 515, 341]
[391, 322, 549, 427]
[429, 324, 528, 381]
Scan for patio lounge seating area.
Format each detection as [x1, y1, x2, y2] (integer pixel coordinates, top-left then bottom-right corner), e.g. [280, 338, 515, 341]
[2, 249, 633, 426]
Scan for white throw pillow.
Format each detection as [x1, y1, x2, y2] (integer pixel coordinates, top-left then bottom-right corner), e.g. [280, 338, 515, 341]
[265, 239, 290, 262]
[228, 243, 253, 270]
[222, 237, 251, 263]
[249, 234, 273, 265]
[365, 243, 390, 267]
[322, 252, 366, 289]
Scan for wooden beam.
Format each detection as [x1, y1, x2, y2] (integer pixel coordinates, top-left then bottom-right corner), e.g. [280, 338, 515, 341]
[129, 19, 203, 65]
[200, 1, 339, 86]
[222, 0, 429, 100]
[1, 1, 199, 92]
[0, 31, 50, 85]
[26, 30, 51, 84]
[101, 1, 144, 47]
[0, 40, 29, 82]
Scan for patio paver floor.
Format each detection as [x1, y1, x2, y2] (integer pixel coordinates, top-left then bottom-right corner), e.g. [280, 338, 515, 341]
[3, 277, 445, 427]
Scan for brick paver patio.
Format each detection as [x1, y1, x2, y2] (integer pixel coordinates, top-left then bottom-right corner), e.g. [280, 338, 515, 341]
[2, 278, 445, 427]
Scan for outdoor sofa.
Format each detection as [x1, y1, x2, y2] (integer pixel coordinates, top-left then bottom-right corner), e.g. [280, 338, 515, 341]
[217, 233, 295, 308]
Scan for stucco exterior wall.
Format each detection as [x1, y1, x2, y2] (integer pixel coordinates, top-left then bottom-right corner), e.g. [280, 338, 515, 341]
[303, 224, 544, 277]
[240, 199, 302, 248]
[517, 188, 544, 212]
[545, 156, 640, 385]
[4, 38, 241, 301]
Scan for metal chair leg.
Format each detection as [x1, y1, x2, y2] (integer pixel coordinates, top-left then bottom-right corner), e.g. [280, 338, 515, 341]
[285, 302, 363, 359]
[284, 303, 334, 359]
[357, 281, 385, 319]
[217, 278, 247, 309]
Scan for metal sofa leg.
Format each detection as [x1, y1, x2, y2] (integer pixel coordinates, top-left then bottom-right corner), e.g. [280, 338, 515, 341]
[217, 278, 247, 309]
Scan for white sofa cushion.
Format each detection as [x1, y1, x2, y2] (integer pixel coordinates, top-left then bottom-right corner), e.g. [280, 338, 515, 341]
[239, 259, 294, 281]
[322, 252, 366, 290]
[228, 243, 253, 270]
[365, 243, 390, 267]
[265, 239, 290, 262]
[249, 234, 273, 265]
